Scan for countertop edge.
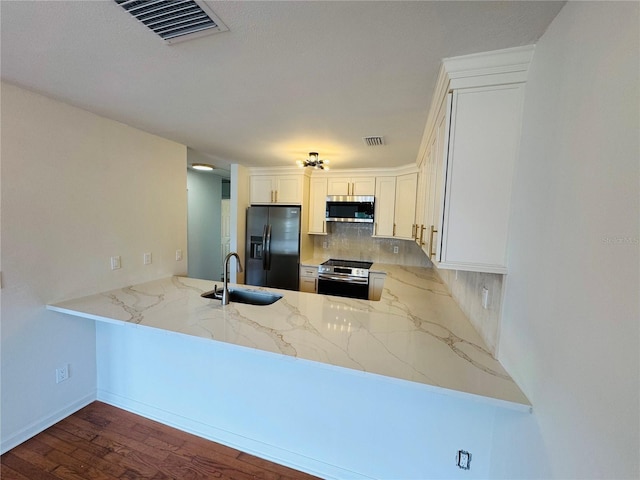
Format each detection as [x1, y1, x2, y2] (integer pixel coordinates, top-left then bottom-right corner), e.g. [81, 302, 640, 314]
[48, 301, 531, 413]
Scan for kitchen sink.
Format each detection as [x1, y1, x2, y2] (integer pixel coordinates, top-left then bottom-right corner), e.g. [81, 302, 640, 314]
[201, 287, 282, 306]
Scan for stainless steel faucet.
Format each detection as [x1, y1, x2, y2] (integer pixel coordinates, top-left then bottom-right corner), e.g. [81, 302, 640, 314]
[221, 252, 243, 305]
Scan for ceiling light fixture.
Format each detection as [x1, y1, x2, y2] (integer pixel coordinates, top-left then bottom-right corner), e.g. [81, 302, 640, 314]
[192, 163, 215, 171]
[296, 152, 329, 170]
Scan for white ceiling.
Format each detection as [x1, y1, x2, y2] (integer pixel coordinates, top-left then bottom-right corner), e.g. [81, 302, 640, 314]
[1, 1, 564, 171]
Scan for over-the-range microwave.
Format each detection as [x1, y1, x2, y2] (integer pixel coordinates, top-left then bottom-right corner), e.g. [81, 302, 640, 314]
[325, 195, 375, 223]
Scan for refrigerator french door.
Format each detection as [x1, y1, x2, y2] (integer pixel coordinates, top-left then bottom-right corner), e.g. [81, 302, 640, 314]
[245, 206, 300, 291]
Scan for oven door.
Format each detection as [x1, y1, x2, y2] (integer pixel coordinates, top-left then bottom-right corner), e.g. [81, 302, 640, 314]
[317, 273, 369, 300]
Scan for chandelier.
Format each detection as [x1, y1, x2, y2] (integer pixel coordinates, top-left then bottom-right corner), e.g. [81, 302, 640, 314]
[296, 152, 329, 170]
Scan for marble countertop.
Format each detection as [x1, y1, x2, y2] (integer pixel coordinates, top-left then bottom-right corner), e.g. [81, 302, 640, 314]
[47, 265, 530, 411]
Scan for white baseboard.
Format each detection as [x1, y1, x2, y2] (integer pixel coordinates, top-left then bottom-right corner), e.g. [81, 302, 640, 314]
[1, 391, 96, 454]
[97, 389, 373, 480]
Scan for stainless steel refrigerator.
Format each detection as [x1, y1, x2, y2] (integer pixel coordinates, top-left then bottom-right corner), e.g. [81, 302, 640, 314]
[245, 206, 300, 291]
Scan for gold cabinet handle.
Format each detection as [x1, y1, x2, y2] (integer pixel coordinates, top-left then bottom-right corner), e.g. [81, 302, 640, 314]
[374, 222, 378, 235]
[429, 225, 438, 259]
[393, 224, 396, 236]
[274, 190, 278, 203]
[419, 225, 426, 246]
[323, 220, 326, 233]
[411, 224, 416, 239]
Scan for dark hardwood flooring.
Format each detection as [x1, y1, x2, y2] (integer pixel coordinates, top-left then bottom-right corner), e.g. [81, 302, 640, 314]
[1, 401, 321, 480]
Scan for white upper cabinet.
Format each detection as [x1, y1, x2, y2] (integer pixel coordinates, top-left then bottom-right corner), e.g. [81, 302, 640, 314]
[250, 175, 304, 204]
[374, 176, 396, 237]
[417, 46, 533, 274]
[435, 84, 524, 272]
[393, 173, 418, 240]
[308, 177, 328, 234]
[327, 177, 375, 196]
[374, 172, 418, 239]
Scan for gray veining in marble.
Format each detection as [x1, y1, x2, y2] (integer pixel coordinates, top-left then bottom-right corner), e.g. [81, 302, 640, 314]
[48, 265, 530, 410]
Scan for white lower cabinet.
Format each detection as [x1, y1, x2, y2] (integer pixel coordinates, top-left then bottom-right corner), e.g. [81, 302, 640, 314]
[368, 272, 386, 301]
[299, 265, 318, 293]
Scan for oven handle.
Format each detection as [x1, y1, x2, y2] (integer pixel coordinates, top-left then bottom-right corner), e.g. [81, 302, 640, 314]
[318, 274, 369, 285]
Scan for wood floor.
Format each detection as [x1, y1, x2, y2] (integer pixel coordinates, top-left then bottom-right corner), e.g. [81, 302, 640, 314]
[1, 401, 321, 480]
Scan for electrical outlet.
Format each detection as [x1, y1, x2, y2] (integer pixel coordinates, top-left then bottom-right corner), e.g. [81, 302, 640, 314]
[176, 249, 183, 261]
[56, 364, 69, 384]
[457, 450, 471, 470]
[393, 246, 399, 254]
[110, 256, 121, 270]
[143, 252, 152, 265]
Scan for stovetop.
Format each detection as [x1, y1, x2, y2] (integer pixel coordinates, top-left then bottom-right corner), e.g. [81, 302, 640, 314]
[321, 259, 373, 269]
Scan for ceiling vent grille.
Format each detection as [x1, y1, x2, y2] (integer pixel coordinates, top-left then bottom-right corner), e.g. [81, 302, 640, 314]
[363, 136, 385, 146]
[115, 0, 228, 44]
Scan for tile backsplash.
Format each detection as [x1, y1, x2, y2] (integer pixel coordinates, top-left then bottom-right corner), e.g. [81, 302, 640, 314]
[435, 269, 503, 355]
[313, 222, 430, 267]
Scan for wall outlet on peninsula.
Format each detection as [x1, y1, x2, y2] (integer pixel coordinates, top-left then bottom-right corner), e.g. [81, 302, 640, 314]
[55, 364, 69, 384]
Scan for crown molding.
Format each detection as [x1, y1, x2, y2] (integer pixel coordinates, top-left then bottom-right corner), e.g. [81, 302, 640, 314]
[415, 45, 535, 167]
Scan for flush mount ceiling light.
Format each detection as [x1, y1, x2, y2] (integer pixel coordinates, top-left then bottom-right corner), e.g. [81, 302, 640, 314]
[114, 0, 228, 45]
[296, 152, 329, 170]
[191, 163, 215, 171]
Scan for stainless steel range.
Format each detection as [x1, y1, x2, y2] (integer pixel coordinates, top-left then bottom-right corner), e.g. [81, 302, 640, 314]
[317, 259, 373, 299]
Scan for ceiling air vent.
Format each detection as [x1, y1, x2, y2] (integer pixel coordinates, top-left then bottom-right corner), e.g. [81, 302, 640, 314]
[115, 0, 228, 44]
[363, 136, 385, 146]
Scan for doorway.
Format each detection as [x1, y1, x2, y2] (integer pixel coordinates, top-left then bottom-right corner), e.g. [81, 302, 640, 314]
[187, 169, 230, 281]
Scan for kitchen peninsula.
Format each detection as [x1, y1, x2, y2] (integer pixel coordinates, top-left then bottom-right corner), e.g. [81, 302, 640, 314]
[47, 263, 529, 478]
[48, 264, 528, 409]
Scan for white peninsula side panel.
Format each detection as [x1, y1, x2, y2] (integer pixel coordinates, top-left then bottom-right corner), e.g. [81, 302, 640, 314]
[96, 321, 499, 479]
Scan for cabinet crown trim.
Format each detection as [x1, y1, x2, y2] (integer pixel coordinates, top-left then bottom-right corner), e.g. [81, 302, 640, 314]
[416, 45, 534, 168]
[249, 166, 312, 176]
[310, 164, 417, 177]
[442, 45, 535, 79]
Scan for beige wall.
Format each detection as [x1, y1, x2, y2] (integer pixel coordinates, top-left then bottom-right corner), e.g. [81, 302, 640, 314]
[1, 82, 188, 451]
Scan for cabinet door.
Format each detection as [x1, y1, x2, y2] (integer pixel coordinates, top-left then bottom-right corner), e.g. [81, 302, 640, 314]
[308, 178, 328, 234]
[250, 176, 275, 204]
[352, 177, 375, 196]
[327, 178, 351, 196]
[327, 177, 375, 196]
[299, 266, 318, 293]
[368, 272, 386, 301]
[428, 93, 452, 262]
[439, 84, 523, 273]
[374, 177, 396, 237]
[393, 173, 418, 239]
[299, 277, 317, 293]
[274, 175, 303, 204]
[414, 158, 428, 246]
